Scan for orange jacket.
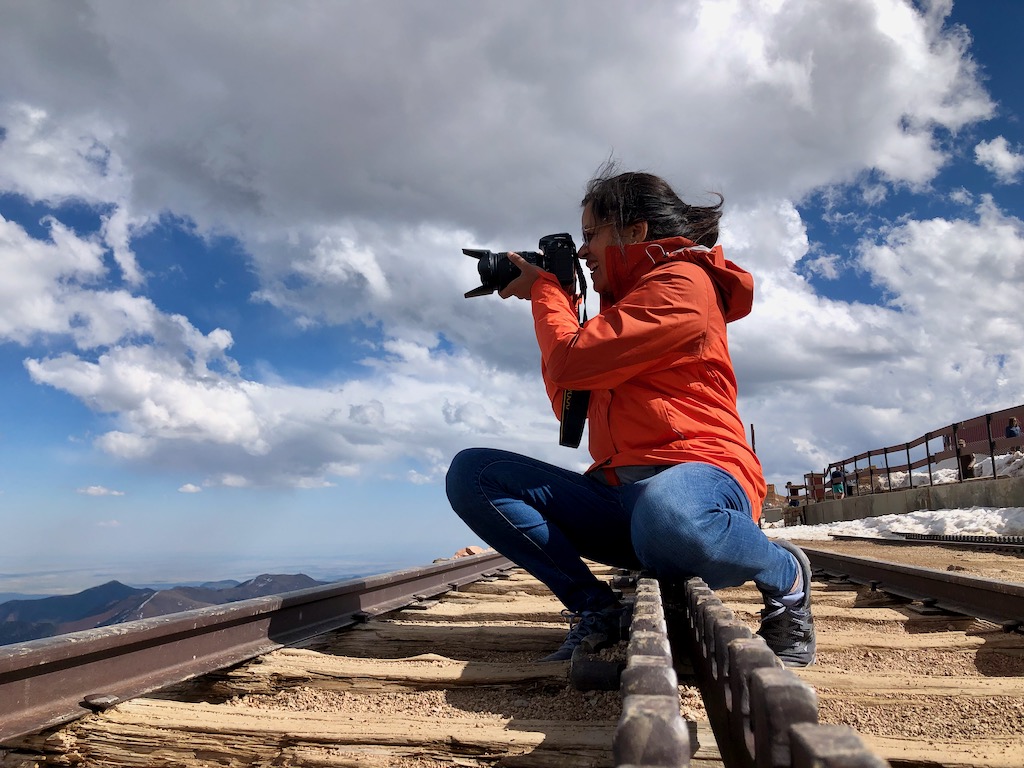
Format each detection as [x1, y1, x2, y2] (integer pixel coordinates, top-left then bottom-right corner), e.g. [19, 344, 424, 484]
[530, 236, 767, 517]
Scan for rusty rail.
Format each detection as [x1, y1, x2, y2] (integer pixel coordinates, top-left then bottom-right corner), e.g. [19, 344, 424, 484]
[0, 551, 512, 744]
[803, 547, 1024, 630]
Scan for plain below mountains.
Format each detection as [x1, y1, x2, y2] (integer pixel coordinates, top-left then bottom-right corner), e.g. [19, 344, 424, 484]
[0, 573, 327, 646]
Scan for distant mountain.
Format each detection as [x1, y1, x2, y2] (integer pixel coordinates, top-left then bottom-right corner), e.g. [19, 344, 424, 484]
[0, 592, 57, 604]
[199, 579, 241, 590]
[0, 573, 327, 646]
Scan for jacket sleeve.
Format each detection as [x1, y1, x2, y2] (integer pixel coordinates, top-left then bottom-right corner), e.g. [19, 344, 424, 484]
[530, 278, 577, 418]
[531, 264, 714, 392]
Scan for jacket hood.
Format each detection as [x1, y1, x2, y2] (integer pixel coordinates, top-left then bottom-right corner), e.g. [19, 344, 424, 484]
[601, 236, 754, 322]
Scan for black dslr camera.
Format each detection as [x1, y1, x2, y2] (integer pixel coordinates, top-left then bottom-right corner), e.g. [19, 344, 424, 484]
[462, 233, 578, 298]
[461, 232, 590, 449]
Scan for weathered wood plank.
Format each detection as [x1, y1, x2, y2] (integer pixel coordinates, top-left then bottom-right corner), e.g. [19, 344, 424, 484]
[861, 733, 1024, 768]
[393, 596, 566, 623]
[812, 629, 1023, 652]
[309, 621, 570, 657]
[219, 649, 569, 694]
[56, 698, 619, 768]
[797, 668, 1024, 697]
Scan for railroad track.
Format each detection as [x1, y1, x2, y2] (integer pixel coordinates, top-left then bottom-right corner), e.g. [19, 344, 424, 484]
[2, 544, 1023, 767]
[830, 532, 1024, 554]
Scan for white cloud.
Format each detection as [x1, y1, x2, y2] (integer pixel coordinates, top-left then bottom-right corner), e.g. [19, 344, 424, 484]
[975, 137, 1024, 184]
[949, 187, 973, 205]
[96, 519, 121, 527]
[728, 195, 1024, 482]
[0, 215, 104, 343]
[27, 346, 265, 453]
[802, 252, 843, 280]
[177, 483, 202, 493]
[215, 474, 251, 488]
[78, 485, 125, 497]
[25, 323, 586, 488]
[0, 210, 230, 356]
[0, 103, 126, 205]
[0, 1, 993, 237]
[0, 103, 147, 284]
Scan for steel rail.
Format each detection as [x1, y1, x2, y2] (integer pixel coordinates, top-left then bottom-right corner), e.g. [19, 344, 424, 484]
[0, 551, 512, 745]
[803, 547, 1024, 630]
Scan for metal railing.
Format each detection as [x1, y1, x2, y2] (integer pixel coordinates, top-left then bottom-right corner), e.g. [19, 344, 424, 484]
[804, 403, 1024, 501]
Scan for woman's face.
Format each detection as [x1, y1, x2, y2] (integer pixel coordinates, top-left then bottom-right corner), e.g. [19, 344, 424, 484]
[579, 203, 617, 295]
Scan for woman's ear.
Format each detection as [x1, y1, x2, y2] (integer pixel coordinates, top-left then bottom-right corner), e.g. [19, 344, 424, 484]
[627, 220, 648, 243]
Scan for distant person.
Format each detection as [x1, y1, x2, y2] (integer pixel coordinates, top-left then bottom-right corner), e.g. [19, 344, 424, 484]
[829, 468, 845, 499]
[786, 482, 801, 507]
[446, 166, 815, 667]
[1006, 417, 1021, 452]
[957, 439, 976, 480]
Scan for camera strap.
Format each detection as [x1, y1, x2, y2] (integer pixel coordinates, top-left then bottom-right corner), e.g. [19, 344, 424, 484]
[559, 258, 591, 448]
[559, 388, 589, 448]
[574, 259, 589, 323]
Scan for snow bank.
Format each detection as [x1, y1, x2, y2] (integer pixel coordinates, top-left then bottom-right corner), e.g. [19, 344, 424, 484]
[765, 507, 1024, 541]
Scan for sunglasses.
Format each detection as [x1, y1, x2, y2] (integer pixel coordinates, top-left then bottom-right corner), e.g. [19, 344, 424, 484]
[581, 221, 615, 246]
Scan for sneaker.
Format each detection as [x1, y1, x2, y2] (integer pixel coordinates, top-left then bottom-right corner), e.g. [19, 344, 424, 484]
[540, 604, 623, 662]
[757, 540, 817, 667]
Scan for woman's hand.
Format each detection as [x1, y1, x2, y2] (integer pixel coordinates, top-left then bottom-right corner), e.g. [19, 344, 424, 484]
[498, 252, 544, 300]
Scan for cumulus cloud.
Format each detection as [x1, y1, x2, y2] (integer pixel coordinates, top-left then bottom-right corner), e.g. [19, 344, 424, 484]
[177, 483, 202, 493]
[975, 137, 1024, 184]
[0, 1, 993, 235]
[0, 103, 125, 205]
[0, 103, 147, 284]
[728, 195, 1024, 480]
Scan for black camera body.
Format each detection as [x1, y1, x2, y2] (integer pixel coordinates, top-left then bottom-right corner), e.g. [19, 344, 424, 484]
[463, 233, 578, 298]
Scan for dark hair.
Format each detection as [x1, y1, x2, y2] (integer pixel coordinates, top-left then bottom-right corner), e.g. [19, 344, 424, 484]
[581, 163, 723, 247]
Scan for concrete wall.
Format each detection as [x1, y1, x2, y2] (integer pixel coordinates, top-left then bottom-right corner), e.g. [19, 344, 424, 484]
[800, 474, 1024, 526]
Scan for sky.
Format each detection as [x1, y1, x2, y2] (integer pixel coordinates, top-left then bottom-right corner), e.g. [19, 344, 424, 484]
[1, 0, 1023, 593]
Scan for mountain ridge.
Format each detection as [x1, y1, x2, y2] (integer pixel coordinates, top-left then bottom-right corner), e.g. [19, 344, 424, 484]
[0, 573, 327, 645]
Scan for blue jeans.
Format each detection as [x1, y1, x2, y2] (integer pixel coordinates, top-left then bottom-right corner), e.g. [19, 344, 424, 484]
[446, 448, 796, 614]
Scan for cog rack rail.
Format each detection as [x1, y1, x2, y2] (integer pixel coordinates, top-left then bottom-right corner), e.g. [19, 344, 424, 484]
[604, 574, 886, 767]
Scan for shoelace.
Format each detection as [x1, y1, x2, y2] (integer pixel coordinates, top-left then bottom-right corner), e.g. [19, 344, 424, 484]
[759, 602, 812, 638]
[561, 609, 599, 633]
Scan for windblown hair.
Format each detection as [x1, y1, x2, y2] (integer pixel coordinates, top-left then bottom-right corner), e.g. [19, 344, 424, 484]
[581, 163, 723, 248]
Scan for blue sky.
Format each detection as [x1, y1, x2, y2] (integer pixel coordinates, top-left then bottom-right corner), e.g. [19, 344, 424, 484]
[1, 0, 1022, 593]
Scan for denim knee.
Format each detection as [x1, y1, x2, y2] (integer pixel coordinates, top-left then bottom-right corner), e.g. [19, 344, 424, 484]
[625, 463, 754, 583]
[445, 447, 489, 519]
